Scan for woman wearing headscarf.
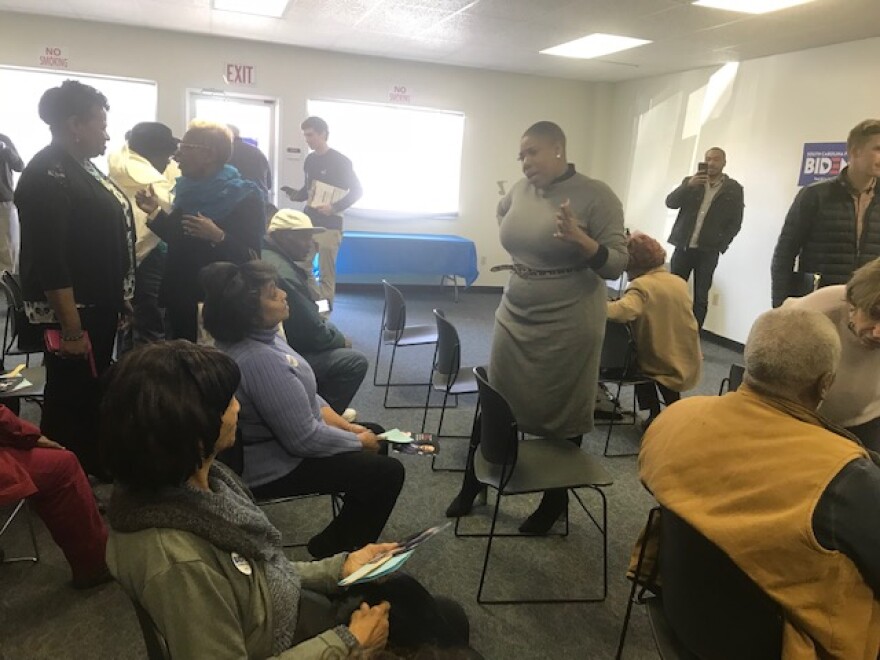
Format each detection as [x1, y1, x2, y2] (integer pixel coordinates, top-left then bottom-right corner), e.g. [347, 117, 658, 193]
[14, 80, 135, 478]
[136, 119, 265, 341]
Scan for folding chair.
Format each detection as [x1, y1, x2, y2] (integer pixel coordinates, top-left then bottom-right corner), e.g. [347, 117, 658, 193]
[616, 507, 783, 660]
[598, 321, 655, 457]
[0, 271, 44, 371]
[455, 366, 613, 604]
[718, 363, 745, 395]
[0, 499, 39, 564]
[420, 309, 479, 471]
[216, 434, 341, 549]
[373, 280, 439, 409]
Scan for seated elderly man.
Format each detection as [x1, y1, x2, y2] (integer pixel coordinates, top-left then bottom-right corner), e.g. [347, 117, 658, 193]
[262, 209, 368, 418]
[784, 257, 880, 450]
[639, 308, 880, 658]
[607, 232, 701, 426]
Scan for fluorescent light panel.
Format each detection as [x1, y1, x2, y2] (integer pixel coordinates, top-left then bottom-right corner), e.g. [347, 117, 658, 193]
[692, 0, 815, 14]
[540, 33, 651, 59]
[212, 0, 290, 18]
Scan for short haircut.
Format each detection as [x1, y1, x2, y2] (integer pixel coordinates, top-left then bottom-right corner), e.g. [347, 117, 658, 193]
[301, 116, 329, 137]
[846, 257, 880, 319]
[38, 79, 109, 128]
[847, 120, 880, 152]
[744, 308, 840, 396]
[186, 119, 234, 164]
[522, 121, 566, 150]
[706, 147, 726, 161]
[201, 260, 279, 343]
[100, 340, 240, 491]
[626, 232, 666, 277]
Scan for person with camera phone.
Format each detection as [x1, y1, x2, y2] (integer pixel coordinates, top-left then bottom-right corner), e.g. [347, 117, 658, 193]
[665, 147, 744, 328]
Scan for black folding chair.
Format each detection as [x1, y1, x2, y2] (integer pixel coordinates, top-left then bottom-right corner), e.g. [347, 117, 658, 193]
[455, 366, 613, 604]
[373, 280, 439, 409]
[598, 321, 655, 456]
[0, 271, 44, 370]
[718, 363, 745, 395]
[216, 433, 341, 549]
[0, 499, 39, 564]
[420, 309, 479, 471]
[616, 507, 783, 660]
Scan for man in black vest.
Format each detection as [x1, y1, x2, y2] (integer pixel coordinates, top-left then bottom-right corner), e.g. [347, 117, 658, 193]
[772, 120, 880, 308]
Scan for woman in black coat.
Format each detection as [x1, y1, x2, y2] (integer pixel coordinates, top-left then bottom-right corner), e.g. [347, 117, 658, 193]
[15, 80, 135, 478]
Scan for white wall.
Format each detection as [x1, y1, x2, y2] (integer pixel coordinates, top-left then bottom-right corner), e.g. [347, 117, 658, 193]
[0, 11, 610, 287]
[604, 37, 880, 343]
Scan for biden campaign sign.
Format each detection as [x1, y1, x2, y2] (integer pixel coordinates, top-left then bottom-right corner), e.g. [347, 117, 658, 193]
[798, 142, 847, 186]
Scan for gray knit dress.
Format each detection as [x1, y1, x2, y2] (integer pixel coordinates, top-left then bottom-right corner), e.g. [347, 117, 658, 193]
[490, 168, 628, 438]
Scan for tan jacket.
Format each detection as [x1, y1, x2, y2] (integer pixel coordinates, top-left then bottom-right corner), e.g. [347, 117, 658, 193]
[640, 386, 880, 659]
[607, 268, 701, 391]
[107, 526, 353, 659]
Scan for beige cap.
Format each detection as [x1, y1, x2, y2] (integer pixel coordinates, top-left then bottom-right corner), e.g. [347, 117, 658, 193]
[267, 209, 326, 234]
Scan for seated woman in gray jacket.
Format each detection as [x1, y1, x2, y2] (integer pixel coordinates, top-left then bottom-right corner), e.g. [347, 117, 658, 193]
[200, 261, 404, 559]
[103, 341, 470, 659]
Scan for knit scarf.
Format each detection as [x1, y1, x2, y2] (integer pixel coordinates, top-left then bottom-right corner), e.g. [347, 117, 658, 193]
[108, 462, 299, 654]
[173, 164, 264, 220]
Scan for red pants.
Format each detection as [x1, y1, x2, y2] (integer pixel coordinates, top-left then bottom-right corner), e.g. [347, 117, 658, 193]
[4, 447, 107, 580]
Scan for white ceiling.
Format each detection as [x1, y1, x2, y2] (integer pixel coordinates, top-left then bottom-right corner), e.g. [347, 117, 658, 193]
[2, 0, 880, 81]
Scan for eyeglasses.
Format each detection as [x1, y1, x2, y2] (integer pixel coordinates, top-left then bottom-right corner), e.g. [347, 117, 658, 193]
[176, 142, 209, 152]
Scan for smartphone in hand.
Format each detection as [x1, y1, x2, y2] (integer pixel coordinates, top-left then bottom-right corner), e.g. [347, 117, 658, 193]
[697, 162, 708, 174]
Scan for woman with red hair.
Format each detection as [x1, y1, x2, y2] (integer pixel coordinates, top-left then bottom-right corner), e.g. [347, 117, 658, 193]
[608, 232, 702, 426]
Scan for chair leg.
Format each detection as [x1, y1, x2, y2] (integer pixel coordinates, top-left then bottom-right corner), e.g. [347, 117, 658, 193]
[420, 368, 435, 433]
[615, 506, 660, 660]
[603, 380, 623, 455]
[476, 489, 504, 604]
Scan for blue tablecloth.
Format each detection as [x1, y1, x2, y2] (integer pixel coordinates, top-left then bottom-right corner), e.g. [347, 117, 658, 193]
[336, 231, 480, 286]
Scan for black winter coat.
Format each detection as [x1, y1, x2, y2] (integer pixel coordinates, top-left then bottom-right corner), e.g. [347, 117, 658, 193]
[771, 169, 880, 307]
[665, 175, 744, 254]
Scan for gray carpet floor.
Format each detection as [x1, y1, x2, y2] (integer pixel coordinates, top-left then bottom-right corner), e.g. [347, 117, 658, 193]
[0, 285, 742, 659]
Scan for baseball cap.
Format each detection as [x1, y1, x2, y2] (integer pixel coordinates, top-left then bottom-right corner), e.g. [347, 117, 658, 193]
[268, 209, 326, 234]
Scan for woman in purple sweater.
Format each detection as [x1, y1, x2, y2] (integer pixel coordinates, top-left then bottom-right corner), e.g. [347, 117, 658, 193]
[201, 261, 404, 558]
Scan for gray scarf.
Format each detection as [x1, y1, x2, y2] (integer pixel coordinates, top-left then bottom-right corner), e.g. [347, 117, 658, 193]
[108, 462, 299, 654]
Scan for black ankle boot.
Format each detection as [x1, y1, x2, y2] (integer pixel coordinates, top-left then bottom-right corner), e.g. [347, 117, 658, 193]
[519, 489, 568, 535]
[445, 482, 487, 518]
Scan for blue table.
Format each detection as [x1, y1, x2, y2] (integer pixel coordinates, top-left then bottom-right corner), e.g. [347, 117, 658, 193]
[335, 232, 480, 295]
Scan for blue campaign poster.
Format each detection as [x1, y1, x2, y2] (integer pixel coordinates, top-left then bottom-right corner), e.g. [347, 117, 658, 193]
[798, 142, 846, 186]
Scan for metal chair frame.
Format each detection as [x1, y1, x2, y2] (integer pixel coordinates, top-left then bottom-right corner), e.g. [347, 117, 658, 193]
[454, 367, 611, 605]
[598, 322, 655, 457]
[421, 309, 478, 472]
[373, 281, 443, 410]
[0, 499, 40, 564]
[717, 363, 745, 395]
[0, 271, 41, 371]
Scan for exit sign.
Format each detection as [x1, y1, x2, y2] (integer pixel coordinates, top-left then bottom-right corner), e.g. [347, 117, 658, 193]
[225, 63, 256, 86]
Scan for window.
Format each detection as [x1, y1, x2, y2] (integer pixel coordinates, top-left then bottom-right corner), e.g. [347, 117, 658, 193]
[307, 99, 465, 218]
[0, 66, 158, 174]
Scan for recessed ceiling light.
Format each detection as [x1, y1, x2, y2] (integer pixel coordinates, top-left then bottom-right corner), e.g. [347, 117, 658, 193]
[540, 33, 651, 60]
[213, 0, 290, 18]
[692, 0, 815, 14]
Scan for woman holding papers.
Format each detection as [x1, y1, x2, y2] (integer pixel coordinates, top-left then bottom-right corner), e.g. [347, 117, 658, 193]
[448, 121, 628, 534]
[201, 260, 404, 559]
[103, 341, 470, 659]
[135, 120, 265, 342]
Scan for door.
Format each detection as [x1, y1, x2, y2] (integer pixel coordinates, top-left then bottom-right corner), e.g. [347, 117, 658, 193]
[187, 90, 278, 201]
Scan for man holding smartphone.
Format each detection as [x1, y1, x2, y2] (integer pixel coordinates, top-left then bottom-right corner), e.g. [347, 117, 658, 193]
[665, 147, 744, 328]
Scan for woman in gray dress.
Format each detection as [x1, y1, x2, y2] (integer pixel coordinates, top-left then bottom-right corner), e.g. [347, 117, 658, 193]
[447, 121, 627, 534]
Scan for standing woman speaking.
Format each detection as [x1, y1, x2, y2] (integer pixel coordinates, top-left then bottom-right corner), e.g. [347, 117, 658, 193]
[15, 80, 135, 479]
[448, 121, 628, 534]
